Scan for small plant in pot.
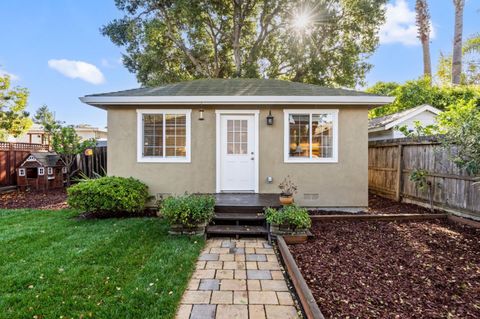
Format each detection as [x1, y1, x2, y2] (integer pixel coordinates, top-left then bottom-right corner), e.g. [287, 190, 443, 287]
[265, 205, 312, 244]
[278, 176, 297, 205]
[160, 194, 215, 235]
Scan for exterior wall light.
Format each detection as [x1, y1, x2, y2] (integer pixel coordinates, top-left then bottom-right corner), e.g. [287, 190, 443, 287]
[199, 109, 205, 120]
[266, 110, 274, 125]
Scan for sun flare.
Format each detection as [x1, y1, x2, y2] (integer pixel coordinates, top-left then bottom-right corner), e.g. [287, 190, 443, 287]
[293, 12, 312, 30]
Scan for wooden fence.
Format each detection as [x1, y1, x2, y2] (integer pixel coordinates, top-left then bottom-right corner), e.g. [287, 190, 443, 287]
[0, 142, 49, 187]
[0, 142, 107, 187]
[368, 136, 479, 219]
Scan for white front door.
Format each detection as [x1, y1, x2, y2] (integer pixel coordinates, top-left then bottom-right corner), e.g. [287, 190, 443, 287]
[219, 114, 256, 192]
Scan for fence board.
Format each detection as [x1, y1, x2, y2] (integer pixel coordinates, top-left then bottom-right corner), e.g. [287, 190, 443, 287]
[369, 137, 479, 219]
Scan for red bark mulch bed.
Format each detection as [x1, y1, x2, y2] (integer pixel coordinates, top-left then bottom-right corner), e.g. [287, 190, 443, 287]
[290, 219, 480, 318]
[0, 189, 68, 210]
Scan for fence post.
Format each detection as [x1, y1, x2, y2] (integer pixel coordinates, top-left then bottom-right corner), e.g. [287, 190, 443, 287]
[395, 144, 403, 202]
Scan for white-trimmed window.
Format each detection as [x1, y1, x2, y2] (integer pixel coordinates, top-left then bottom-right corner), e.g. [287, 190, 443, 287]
[47, 167, 53, 175]
[284, 109, 338, 163]
[137, 109, 191, 163]
[38, 167, 45, 175]
[18, 168, 26, 176]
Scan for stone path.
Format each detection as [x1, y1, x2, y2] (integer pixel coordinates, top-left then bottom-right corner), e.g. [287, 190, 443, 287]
[176, 238, 301, 319]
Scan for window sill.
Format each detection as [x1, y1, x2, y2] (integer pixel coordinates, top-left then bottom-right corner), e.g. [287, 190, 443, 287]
[284, 158, 338, 164]
[137, 157, 191, 163]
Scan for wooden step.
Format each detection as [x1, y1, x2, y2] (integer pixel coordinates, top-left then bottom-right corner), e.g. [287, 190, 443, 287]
[214, 213, 265, 221]
[206, 225, 268, 235]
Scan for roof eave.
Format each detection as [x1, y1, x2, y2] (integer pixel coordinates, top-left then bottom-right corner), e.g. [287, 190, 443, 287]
[79, 95, 395, 108]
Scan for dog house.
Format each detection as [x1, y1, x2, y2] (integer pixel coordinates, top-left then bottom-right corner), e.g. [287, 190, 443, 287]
[16, 152, 66, 191]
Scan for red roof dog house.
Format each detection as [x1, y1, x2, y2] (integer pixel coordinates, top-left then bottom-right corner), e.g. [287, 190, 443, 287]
[16, 152, 66, 191]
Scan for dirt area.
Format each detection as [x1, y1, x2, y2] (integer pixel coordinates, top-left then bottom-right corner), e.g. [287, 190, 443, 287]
[0, 189, 68, 210]
[309, 193, 443, 215]
[290, 219, 480, 318]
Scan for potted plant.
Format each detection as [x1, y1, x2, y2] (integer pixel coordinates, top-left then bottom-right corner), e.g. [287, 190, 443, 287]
[160, 194, 215, 235]
[278, 176, 297, 205]
[265, 205, 312, 244]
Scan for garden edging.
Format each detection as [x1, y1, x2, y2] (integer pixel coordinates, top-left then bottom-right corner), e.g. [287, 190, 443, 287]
[276, 236, 325, 319]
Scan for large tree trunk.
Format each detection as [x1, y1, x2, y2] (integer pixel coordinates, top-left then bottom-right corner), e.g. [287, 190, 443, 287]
[452, 0, 465, 85]
[415, 0, 432, 78]
[232, 0, 243, 77]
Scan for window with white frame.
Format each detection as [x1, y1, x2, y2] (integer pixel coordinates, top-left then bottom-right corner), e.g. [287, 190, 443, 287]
[38, 167, 45, 175]
[137, 109, 191, 162]
[284, 110, 338, 163]
[19, 168, 26, 176]
[47, 167, 53, 175]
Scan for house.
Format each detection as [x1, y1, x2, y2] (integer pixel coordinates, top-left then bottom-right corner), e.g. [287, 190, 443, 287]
[81, 79, 393, 209]
[16, 152, 66, 191]
[368, 104, 441, 141]
[8, 123, 107, 145]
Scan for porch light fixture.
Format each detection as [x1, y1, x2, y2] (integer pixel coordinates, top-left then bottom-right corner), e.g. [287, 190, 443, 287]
[199, 109, 205, 120]
[266, 110, 274, 125]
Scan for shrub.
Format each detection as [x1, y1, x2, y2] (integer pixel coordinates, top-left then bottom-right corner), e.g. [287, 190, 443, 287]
[160, 194, 215, 228]
[67, 176, 150, 214]
[265, 205, 311, 231]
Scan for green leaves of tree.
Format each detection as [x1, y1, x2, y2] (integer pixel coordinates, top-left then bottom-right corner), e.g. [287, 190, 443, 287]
[102, 0, 387, 87]
[0, 75, 32, 140]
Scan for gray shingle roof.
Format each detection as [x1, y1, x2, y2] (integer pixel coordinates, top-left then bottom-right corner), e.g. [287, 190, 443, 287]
[368, 104, 439, 129]
[86, 78, 380, 97]
[31, 152, 63, 167]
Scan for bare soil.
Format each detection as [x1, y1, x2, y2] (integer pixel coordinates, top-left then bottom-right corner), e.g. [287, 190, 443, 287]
[309, 193, 443, 215]
[290, 219, 480, 318]
[0, 189, 68, 210]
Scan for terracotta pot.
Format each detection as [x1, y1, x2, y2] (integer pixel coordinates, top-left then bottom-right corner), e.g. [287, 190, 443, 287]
[283, 234, 308, 244]
[279, 195, 294, 205]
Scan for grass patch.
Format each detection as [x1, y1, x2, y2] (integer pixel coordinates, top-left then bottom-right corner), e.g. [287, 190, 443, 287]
[0, 209, 204, 319]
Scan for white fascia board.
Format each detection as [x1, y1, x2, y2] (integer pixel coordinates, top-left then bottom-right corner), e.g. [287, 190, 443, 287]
[385, 105, 441, 130]
[79, 95, 395, 106]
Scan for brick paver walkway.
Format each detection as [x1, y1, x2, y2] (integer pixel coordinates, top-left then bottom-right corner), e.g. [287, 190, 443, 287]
[176, 238, 301, 319]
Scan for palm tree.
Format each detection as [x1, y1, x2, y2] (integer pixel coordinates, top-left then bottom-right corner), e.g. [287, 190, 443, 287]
[463, 33, 480, 55]
[452, 0, 465, 85]
[415, 0, 432, 78]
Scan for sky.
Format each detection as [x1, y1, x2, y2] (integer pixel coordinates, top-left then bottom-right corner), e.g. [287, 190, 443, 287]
[0, 0, 478, 129]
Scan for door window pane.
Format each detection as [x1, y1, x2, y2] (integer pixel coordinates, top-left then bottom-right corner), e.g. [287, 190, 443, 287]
[227, 119, 248, 155]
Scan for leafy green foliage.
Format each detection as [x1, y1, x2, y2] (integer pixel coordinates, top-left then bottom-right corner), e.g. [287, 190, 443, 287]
[437, 100, 480, 175]
[367, 78, 480, 118]
[265, 205, 311, 231]
[436, 52, 480, 86]
[160, 194, 215, 228]
[409, 169, 430, 190]
[396, 120, 436, 138]
[0, 209, 203, 319]
[67, 176, 150, 214]
[0, 75, 32, 140]
[102, 0, 387, 87]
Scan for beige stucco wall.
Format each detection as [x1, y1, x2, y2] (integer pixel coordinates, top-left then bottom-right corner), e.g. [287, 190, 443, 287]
[107, 105, 368, 208]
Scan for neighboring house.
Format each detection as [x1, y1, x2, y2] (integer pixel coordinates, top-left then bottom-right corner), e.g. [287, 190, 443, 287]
[81, 79, 393, 209]
[8, 124, 107, 145]
[368, 104, 441, 141]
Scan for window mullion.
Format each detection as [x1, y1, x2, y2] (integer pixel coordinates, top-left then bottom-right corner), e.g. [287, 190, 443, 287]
[309, 113, 313, 159]
[162, 113, 166, 159]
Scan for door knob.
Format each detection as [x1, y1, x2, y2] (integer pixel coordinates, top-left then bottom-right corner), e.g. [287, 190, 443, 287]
[251, 157, 254, 160]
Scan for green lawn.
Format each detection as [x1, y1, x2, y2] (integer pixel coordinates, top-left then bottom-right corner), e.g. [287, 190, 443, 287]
[0, 209, 204, 319]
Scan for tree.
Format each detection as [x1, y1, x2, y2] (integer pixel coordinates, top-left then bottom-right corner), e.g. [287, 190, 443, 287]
[0, 75, 32, 141]
[51, 126, 96, 186]
[436, 52, 480, 86]
[451, 0, 465, 85]
[437, 100, 480, 175]
[367, 78, 480, 118]
[463, 33, 480, 55]
[415, 0, 431, 78]
[33, 105, 62, 144]
[102, 0, 387, 88]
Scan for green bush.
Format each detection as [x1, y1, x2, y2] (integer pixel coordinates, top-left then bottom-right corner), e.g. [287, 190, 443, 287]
[160, 194, 215, 228]
[67, 176, 150, 213]
[265, 205, 311, 231]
